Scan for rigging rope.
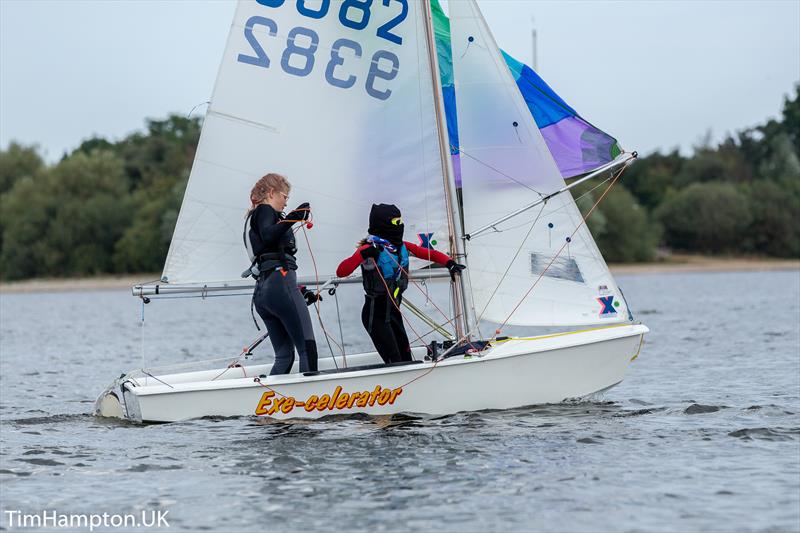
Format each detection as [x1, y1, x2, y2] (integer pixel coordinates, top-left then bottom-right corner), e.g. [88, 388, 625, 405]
[381, 252, 458, 333]
[452, 143, 544, 197]
[333, 287, 347, 367]
[491, 164, 628, 336]
[371, 258, 430, 347]
[140, 297, 147, 385]
[471, 173, 614, 236]
[299, 218, 344, 368]
[475, 202, 546, 321]
[433, 160, 631, 361]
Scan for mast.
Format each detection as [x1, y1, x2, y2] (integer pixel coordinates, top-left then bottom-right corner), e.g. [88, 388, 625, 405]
[421, 0, 475, 339]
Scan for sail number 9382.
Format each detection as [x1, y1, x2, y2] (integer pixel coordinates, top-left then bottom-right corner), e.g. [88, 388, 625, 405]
[238, 0, 408, 101]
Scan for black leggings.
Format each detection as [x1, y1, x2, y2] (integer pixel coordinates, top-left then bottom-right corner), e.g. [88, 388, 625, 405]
[361, 295, 412, 364]
[253, 269, 318, 374]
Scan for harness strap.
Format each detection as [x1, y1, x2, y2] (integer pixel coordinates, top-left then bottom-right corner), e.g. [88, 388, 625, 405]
[243, 212, 255, 262]
[367, 296, 376, 333]
[250, 296, 260, 331]
[250, 268, 280, 331]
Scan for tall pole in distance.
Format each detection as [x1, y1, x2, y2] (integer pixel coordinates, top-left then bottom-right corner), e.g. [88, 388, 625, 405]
[531, 16, 538, 71]
[421, 0, 475, 340]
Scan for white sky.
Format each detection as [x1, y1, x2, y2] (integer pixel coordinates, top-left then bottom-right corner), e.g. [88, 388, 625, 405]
[1, 0, 798, 162]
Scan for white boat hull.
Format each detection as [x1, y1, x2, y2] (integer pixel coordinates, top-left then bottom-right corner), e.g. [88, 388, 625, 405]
[95, 324, 647, 423]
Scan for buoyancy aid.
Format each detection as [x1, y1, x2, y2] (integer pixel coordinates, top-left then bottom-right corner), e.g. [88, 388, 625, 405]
[361, 242, 409, 299]
[241, 208, 297, 279]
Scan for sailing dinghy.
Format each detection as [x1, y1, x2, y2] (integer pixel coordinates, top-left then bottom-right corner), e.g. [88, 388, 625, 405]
[95, 0, 648, 423]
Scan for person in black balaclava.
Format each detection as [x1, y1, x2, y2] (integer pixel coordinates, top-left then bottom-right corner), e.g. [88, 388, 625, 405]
[368, 203, 405, 249]
[336, 204, 466, 364]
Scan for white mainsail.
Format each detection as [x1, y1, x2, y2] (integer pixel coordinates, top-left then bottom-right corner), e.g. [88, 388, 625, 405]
[449, 0, 629, 327]
[163, 0, 452, 285]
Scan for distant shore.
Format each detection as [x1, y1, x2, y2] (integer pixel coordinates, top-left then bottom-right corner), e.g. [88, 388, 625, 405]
[609, 255, 800, 275]
[1, 255, 798, 294]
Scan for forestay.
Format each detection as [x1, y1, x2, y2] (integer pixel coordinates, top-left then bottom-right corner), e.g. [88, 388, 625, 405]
[449, 0, 628, 326]
[163, 0, 452, 285]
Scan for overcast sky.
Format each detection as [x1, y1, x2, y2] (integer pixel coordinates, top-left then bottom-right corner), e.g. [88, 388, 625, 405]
[1, 0, 798, 162]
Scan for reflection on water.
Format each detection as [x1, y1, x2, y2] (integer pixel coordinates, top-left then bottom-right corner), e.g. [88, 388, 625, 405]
[1, 271, 799, 531]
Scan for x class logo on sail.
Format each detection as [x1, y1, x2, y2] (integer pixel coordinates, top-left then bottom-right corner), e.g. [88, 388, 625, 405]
[597, 295, 618, 317]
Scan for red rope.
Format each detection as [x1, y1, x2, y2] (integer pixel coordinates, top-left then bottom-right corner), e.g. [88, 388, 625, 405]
[490, 165, 626, 338]
[382, 251, 459, 333]
[371, 258, 429, 347]
[423, 162, 629, 361]
[253, 377, 289, 399]
[299, 219, 348, 362]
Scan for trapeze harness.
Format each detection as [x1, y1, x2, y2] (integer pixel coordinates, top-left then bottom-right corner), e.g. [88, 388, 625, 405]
[361, 241, 409, 332]
[242, 208, 298, 329]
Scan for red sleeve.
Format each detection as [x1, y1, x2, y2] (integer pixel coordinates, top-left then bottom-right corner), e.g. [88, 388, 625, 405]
[404, 241, 452, 266]
[336, 245, 369, 277]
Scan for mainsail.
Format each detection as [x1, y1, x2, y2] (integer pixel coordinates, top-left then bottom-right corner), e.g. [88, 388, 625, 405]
[159, 0, 629, 329]
[449, 0, 629, 327]
[163, 0, 453, 285]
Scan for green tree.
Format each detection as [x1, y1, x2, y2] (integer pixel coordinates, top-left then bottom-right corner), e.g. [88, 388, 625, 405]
[0, 142, 46, 255]
[73, 137, 115, 157]
[655, 182, 752, 253]
[113, 115, 200, 192]
[0, 175, 56, 279]
[781, 84, 800, 154]
[622, 149, 684, 210]
[0, 150, 132, 279]
[742, 181, 800, 257]
[575, 182, 660, 262]
[0, 142, 43, 195]
[673, 143, 754, 187]
[113, 174, 186, 273]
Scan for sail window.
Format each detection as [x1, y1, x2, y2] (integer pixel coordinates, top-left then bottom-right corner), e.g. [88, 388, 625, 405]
[530, 253, 584, 283]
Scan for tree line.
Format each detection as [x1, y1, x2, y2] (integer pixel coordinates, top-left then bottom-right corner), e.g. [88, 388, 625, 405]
[575, 85, 799, 262]
[0, 87, 797, 280]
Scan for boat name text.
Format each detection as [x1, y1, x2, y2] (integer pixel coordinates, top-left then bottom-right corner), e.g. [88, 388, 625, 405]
[255, 385, 403, 416]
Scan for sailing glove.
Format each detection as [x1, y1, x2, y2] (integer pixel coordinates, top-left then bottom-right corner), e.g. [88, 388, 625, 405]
[360, 245, 382, 261]
[301, 287, 322, 306]
[446, 260, 466, 281]
[287, 202, 311, 223]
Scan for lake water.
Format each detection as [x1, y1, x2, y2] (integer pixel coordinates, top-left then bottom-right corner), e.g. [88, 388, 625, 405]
[1, 270, 799, 531]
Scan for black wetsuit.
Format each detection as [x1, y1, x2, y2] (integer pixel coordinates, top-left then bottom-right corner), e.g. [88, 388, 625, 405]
[361, 293, 412, 364]
[248, 205, 318, 374]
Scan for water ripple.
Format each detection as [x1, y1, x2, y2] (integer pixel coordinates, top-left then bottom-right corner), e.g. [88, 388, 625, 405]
[1, 271, 798, 531]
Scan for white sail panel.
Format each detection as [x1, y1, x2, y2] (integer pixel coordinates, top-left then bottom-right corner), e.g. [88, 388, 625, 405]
[163, 0, 451, 285]
[449, 0, 628, 326]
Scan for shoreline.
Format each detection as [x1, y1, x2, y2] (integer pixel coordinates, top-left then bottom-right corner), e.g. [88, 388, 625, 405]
[1, 257, 798, 294]
[610, 256, 800, 275]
